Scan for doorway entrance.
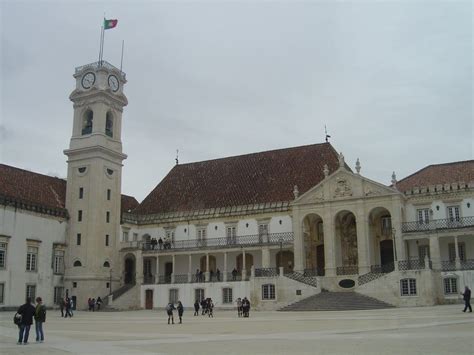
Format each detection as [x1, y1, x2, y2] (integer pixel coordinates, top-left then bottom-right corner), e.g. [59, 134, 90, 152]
[145, 289, 153, 309]
[124, 256, 136, 284]
[380, 240, 394, 271]
[164, 262, 173, 283]
[316, 245, 325, 276]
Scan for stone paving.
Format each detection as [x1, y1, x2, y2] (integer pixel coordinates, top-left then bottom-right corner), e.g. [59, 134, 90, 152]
[0, 305, 473, 354]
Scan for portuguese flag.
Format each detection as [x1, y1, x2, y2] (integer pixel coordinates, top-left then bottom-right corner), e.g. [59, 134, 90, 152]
[104, 18, 118, 30]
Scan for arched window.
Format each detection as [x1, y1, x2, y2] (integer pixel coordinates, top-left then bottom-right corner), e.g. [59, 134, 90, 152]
[82, 109, 93, 135]
[105, 111, 114, 137]
[103, 261, 110, 268]
[73, 260, 82, 267]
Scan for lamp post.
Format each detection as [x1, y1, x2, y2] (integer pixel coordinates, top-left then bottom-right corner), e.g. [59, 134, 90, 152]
[109, 269, 113, 295]
[392, 228, 397, 262]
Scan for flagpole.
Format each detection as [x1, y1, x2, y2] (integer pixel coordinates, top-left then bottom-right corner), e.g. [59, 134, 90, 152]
[100, 22, 105, 65]
[98, 24, 103, 64]
[120, 40, 125, 73]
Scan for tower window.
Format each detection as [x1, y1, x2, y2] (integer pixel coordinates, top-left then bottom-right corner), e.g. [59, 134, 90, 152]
[105, 112, 114, 137]
[76, 234, 81, 246]
[107, 189, 111, 200]
[78, 210, 82, 222]
[82, 109, 93, 135]
[106, 211, 110, 223]
[105, 234, 109, 246]
[73, 260, 82, 267]
[79, 187, 84, 199]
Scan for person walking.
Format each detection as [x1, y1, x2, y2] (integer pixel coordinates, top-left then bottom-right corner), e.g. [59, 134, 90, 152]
[177, 301, 184, 324]
[166, 302, 176, 324]
[96, 297, 103, 310]
[16, 297, 36, 345]
[194, 300, 200, 316]
[236, 297, 242, 317]
[462, 286, 472, 312]
[64, 297, 73, 318]
[232, 268, 238, 281]
[59, 298, 64, 317]
[34, 297, 46, 343]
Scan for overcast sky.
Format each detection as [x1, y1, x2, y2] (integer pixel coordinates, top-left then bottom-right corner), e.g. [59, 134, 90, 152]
[1, 0, 472, 202]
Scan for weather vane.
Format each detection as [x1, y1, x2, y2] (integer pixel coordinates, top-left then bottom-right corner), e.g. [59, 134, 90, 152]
[325, 125, 331, 142]
[175, 149, 179, 165]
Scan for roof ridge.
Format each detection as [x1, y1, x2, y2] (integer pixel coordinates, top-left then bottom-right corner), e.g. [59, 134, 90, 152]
[398, 159, 474, 183]
[0, 163, 66, 182]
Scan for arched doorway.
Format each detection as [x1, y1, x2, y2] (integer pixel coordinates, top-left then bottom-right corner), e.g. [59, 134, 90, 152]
[200, 255, 216, 272]
[368, 207, 393, 269]
[124, 254, 136, 284]
[276, 250, 294, 273]
[302, 213, 325, 275]
[236, 253, 253, 271]
[335, 210, 358, 272]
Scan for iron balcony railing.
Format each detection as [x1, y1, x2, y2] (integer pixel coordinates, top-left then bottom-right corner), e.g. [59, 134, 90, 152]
[398, 259, 425, 271]
[336, 266, 358, 276]
[303, 268, 325, 277]
[460, 259, 474, 270]
[402, 216, 474, 233]
[173, 274, 189, 284]
[370, 262, 395, 274]
[440, 260, 457, 271]
[138, 232, 294, 252]
[254, 268, 279, 277]
[75, 60, 126, 79]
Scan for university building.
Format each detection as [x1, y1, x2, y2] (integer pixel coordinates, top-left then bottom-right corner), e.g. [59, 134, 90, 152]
[0, 61, 473, 310]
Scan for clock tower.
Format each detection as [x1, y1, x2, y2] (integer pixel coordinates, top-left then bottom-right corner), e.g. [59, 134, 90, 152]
[64, 61, 127, 305]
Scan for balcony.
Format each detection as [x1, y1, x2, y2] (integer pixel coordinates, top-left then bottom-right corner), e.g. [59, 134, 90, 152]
[402, 216, 474, 233]
[136, 232, 294, 253]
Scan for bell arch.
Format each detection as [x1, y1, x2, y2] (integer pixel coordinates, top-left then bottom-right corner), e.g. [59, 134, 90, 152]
[81, 109, 93, 135]
[105, 111, 114, 137]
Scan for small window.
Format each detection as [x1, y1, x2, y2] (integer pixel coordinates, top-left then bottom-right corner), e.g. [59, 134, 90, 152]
[0, 242, 7, 269]
[444, 278, 458, 294]
[195, 288, 205, 302]
[73, 260, 82, 267]
[417, 209, 429, 224]
[26, 246, 38, 271]
[79, 187, 84, 199]
[82, 109, 93, 135]
[222, 288, 233, 304]
[103, 261, 110, 268]
[258, 223, 269, 242]
[169, 288, 179, 303]
[106, 169, 114, 176]
[73, 282, 77, 288]
[105, 111, 114, 137]
[197, 228, 207, 246]
[53, 249, 65, 274]
[78, 210, 83, 222]
[262, 284, 276, 300]
[105, 234, 109, 246]
[107, 189, 111, 201]
[400, 278, 417, 296]
[123, 232, 129, 242]
[26, 284, 36, 301]
[106, 282, 110, 289]
[78, 167, 87, 174]
[54, 287, 64, 305]
[106, 211, 110, 223]
[77, 234, 81, 246]
[447, 206, 460, 222]
[133, 233, 138, 241]
[0, 283, 4, 303]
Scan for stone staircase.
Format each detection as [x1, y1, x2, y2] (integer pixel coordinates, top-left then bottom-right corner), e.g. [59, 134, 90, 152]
[103, 282, 140, 310]
[279, 291, 394, 311]
[284, 272, 318, 287]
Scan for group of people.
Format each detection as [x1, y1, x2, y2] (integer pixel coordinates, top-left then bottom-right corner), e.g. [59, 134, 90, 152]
[194, 269, 222, 282]
[150, 237, 172, 250]
[87, 297, 103, 311]
[236, 297, 251, 317]
[193, 298, 215, 317]
[59, 297, 74, 318]
[15, 297, 46, 345]
[166, 301, 184, 324]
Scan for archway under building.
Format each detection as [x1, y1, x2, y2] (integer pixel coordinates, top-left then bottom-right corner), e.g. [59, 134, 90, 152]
[303, 213, 325, 275]
[124, 254, 136, 284]
[368, 207, 393, 270]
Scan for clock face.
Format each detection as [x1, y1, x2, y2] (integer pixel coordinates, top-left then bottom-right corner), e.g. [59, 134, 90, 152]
[81, 72, 95, 89]
[108, 75, 119, 92]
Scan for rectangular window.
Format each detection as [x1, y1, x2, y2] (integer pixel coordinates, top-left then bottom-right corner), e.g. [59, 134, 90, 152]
[169, 289, 179, 303]
[133, 233, 138, 241]
[105, 235, 109, 246]
[262, 284, 276, 300]
[444, 278, 458, 295]
[79, 187, 84, 199]
[77, 234, 81, 246]
[123, 231, 129, 242]
[448, 242, 466, 261]
[400, 278, 417, 296]
[222, 288, 233, 304]
[258, 223, 269, 243]
[54, 287, 64, 304]
[447, 206, 460, 222]
[54, 250, 65, 274]
[197, 228, 207, 246]
[381, 217, 392, 236]
[417, 209, 429, 224]
[26, 284, 36, 301]
[73, 282, 77, 288]
[195, 288, 205, 302]
[0, 242, 6, 269]
[418, 245, 430, 260]
[0, 283, 4, 304]
[107, 189, 111, 201]
[78, 210, 82, 222]
[226, 226, 237, 245]
[106, 211, 110, 223]
[26, 246, 38, 271]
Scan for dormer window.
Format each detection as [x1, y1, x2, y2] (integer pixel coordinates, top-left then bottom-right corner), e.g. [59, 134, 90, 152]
[105, 111, 114, 137]
[82, 109, 93, 135]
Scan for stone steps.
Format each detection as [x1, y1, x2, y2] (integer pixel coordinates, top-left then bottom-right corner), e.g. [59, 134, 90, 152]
[279, 291, 394, 311]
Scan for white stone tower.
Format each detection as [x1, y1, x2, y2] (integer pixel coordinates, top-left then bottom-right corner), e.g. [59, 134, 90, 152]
[64, 61, 127, 306]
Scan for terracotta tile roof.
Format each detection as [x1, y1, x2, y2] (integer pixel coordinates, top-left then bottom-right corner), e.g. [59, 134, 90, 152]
[396, 160, 474, 192]
[0, 164, 67, 211]
[121, 194, 139, 213]
[133, 142, 341, 215]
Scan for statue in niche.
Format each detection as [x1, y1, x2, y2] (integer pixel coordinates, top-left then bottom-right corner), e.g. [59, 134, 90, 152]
[334, 177, 352, 198]
[340, 214, 358, 266]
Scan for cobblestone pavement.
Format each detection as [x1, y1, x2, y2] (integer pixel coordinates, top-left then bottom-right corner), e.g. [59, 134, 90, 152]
[0, 304, 473, 354]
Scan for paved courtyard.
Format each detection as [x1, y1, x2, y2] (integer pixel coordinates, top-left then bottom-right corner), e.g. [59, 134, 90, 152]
[0, 304, 473, 354]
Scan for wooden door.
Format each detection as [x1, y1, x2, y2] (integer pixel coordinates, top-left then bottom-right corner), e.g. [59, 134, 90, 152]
[145, 290, 153, 309]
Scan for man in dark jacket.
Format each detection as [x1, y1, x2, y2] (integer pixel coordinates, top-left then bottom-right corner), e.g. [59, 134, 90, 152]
[17, 297, 36, 345]
[462, 286, 472, 312]
[34, 297, 47, 342]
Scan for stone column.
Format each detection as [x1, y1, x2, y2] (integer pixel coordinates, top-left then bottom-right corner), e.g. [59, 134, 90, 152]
[155, 256, 160, 284]
[391, 197, 405, 261]
[323, 208, 336, 277]
[242, 249, 247, 281]
[292, 208, 305, 272]
[261, 247, 270, 268]
[356, 203, 370, 274]
[429, 236, 441, 270]
[136, 252, 144, 285]
[188, 254, 192, 282]
[171, 254, 176, 284]
[223, 252, 228, 282]
[205, 253, 210, 282]
[454, 236, 461, 269]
